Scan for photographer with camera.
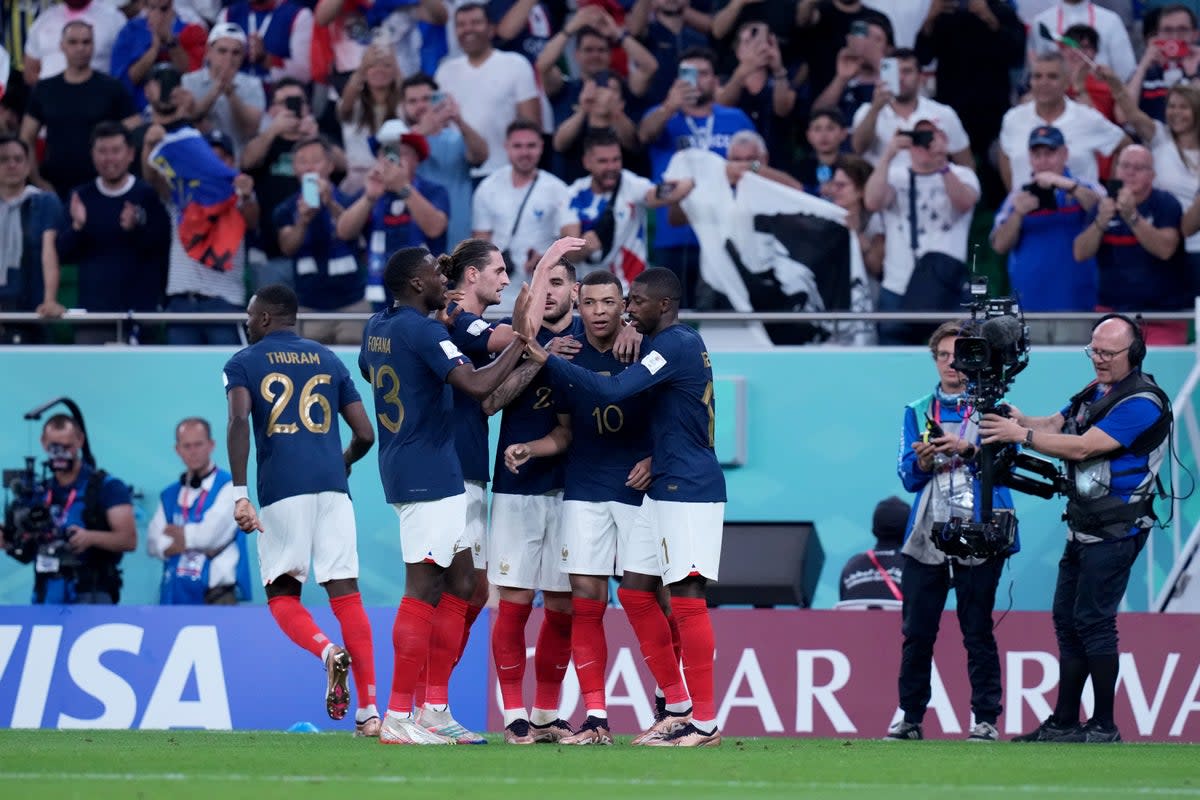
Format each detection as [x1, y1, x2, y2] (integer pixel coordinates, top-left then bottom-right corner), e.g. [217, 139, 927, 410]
[980, 314, 1171, 744]
[886, 320, 1015, 742]
[2, 414, 136, 604]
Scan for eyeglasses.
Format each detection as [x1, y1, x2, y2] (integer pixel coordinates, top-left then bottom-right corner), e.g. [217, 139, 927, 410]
[1084, 344, 1130, 362]
[934, 351, 955, 362]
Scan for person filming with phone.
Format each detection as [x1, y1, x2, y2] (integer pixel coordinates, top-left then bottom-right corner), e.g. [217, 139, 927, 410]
[991, 125, 1101, 344]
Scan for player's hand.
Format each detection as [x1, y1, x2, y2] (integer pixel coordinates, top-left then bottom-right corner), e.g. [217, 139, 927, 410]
[504, 442, 533, 474]
[509, 283, 539, 341]
[65, 526, 93, 554]
[614, 321, 642, 363]
[435, 291, 466, 328]
[626, 457, 653, 491]
[546, 335, 582, 359]
[525, 338, 549, 365]
[234, 498, 264, 533]
[912, 440, 937, 472]
[163, 524, 186, 556]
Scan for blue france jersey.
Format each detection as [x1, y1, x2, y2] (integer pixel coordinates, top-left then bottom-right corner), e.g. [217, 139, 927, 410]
[544, 324, 726, 503]
[558, 340, 652, 506]
[223, 330, 359, 507]
[492, 316, 586, 495]
[447, 305, 497, 484]
[360, 305, 468, 503]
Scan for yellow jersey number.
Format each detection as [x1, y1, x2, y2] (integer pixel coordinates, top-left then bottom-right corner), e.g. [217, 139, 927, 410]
[260, 373, 333, 436]
[366, 364, 405, 434]
[591, 404, 624, 435]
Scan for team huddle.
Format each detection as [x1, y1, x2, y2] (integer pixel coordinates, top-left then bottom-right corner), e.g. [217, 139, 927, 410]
[222, 236, 727, 747]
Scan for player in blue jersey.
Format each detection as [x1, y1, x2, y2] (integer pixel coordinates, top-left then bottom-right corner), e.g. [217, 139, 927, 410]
[526, 267, 727, 747]
[359, 245, 545, 745]
[224, 284, 381, 735]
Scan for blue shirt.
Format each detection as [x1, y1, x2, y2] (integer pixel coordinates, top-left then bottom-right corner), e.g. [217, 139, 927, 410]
[272, 189, 364, 310]
[364, 177, 450, 306]
[446, 306, 497, 484]
[110, 16, 193, 109]
[492, 316, 586, 495]
[544, 323, 726, 503]
[223, 330, 360, 506]
[359, 305, 469, 503]
[1089, 189, 1188, 311]
[46, 464, 132, 533]
[419, 127, 474, 247]
[557, 339, 652, 506]
[645, 104, 754, 248]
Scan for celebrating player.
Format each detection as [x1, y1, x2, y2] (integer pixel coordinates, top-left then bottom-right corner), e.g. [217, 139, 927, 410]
[224, 284, 380, 735]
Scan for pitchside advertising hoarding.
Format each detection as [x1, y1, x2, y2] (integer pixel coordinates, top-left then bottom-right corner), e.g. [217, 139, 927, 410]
[2, 607, 1199, 741]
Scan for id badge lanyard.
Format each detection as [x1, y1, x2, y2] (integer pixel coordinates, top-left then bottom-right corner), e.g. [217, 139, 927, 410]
[931, 398, 976, 522]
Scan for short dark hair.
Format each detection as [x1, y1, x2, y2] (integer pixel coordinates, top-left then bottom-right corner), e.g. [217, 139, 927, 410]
[269, 77, 306, 106]
[455, 1, 488, 19]
[580, 270, 622, 291]
[291, 135, 331, 157]
[928, 319, 973, 356]
[43, 413, 80, 435]
[632, 267, 681, 303]
[385, 247, 433, 296]
[1063, 23, 1099, 50]
[679, 46, 717, 70]
[892, 47, 919, 66]
[437, 238, 500, 286]
[506, 118, 542, 139]
[583, 129, 621, 154]
[400, 72, 438, 95]
[176, 417, 213, 441]
[1149, 4, 1198, 36]
[808, 106, 846, 129]
[255, 283, 299, 318]
[551, 258, 577, 281]
[834, 154, 872, 190]
[90, 121, 131, 149]
[0, 133, 30, 158]
[575, 25, 609, 46]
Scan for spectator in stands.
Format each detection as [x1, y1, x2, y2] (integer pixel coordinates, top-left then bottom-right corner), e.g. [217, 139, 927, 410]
[492, 0, 558, 66]
[58, 122, 170, 344]
[400, 73, 487, 247]
[1062, 24, 1115, 120]
[826, 154, 885, 285]
[274, 136, 367, 345]
[797, 107, 848, 196]
[1129, 4, 1200, 123]
[639, 46, 754, 307]
[627, 0, 711, 109]
[864, 0, 930, 49]
[795, 0, 893, 102]
[0, 134, 63, 344]
[1074, 145, 1190, 344]
[471, 118, 570, 311]
[1030, 0, 1136, 80]
[990, 125, 1101, 344]
[110, 0, 206, 110]
[714, 20, 796, 175]
[864, 118, 979, 345]
[218, 0, 314, 84]
[21, 21, 139, 199]
[851, 47, 971, 168]
[147, 417, 249, 605]
[181, 23, 266, 160]
[117, 0, 146, 22]
[311, 0, 444, 87]
[22, 0, 126, 85]
[337, 44, 403, 195]
[838, 495, 907, 604]
[812, 16, 890, 125]
[337, 120, 450, 308]
[435, 3, 542, 179]
[999, 51, 1127, 191]
[710, 0, 797, 75]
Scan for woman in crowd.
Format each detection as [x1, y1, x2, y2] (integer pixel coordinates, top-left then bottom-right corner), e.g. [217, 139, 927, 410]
[337, 44, 404, 195]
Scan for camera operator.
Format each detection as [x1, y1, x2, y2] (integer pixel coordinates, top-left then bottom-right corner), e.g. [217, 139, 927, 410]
[980, 314, 1171, 744]
[2, 414, 136, 604]
[887, 320, 1015, 742]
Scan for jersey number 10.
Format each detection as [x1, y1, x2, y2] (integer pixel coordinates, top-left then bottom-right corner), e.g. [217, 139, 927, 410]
[260, 372, 333, 436]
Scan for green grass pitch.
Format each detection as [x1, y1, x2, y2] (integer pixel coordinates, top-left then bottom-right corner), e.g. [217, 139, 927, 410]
[2, 730, 1199, 799]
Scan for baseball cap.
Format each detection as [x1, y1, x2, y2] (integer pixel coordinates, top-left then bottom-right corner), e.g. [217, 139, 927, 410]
[1028, 125, 1065, 149]
[208, 21, 248, 46]
[370, 119, 430, 162]
[204, 129, 235, 156]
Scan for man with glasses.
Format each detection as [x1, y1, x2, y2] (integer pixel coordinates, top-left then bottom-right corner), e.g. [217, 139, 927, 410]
[182, 23, 265, 157]
[1073, 144, 1189, 344]
[1128, 4, 1200, 122]
[981, 314, 1172, 743]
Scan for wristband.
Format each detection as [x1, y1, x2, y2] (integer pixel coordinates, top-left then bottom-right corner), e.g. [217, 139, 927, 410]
[1024, 428, 1034, 448]
[232, 485, 249, 501]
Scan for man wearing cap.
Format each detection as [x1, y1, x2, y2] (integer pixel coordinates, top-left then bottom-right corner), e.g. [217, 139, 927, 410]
[337, 119, 449, 310]
[111, 0, 206, 109]
[838, 495, 907, 605]
[181, 23, 266, 156]
[992, 125, 1102, 345]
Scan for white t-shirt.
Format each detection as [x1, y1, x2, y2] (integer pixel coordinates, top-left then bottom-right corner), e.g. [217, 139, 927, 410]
[25, 1, 127, 79]
[863, 0, 933, 49]
[1030, 2, 1136, 81]
[1151, 120, 1200, 253]
[472, 166, 569, 309]
[852, 96, 971, 167]
[563, 169, 655, 288]
[999, 98, 1125, 187]
[880, 162, 980, 296]
[435, 50, 541, 177]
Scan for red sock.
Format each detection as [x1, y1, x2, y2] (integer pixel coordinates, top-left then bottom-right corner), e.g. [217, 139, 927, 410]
[667, 610, 683, 666]
[670, 596, 715, 722]
[454, 602, 484, 668]
[425, 593, 469, 706]
[330, 592, 376, 708]
[413, 661, 427, 710]
[388, 597, 435, 715]
[267, 595, 329, 659]
[618, 588, 687, 705]
[571, 598, 608, 714]
[491, 599, 532, 712]
[534, 609, 573, 712]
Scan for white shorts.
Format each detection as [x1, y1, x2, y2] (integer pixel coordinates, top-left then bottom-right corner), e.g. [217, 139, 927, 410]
[634, 497, 726, 585]
[257, 491, 358, 586]
[488, 491, 570, 592]
[465, 480, 488, 570]
[559, 499, 642, 576]
[392, 492, 468, 568]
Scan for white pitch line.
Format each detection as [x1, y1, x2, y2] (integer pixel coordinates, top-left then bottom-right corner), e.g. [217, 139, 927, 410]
[0, 773, 1197, 796]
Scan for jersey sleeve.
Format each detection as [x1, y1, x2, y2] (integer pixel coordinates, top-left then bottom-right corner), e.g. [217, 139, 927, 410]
[545, 334, 680, 404]
[334, 356, 362, 409]
[415, 319, 470, 382]
[449, 309, 495, 361]
[1094, 397, 1161, 448]
[223, 353, 250, 393]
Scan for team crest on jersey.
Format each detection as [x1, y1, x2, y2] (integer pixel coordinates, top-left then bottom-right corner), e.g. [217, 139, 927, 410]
[473, 541, 482, 555]
[560, 547, 568, 561]
[498, 559, 510, 575]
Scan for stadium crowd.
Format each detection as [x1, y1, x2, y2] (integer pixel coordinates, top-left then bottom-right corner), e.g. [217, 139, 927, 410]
[0, 0, 1198, 347]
